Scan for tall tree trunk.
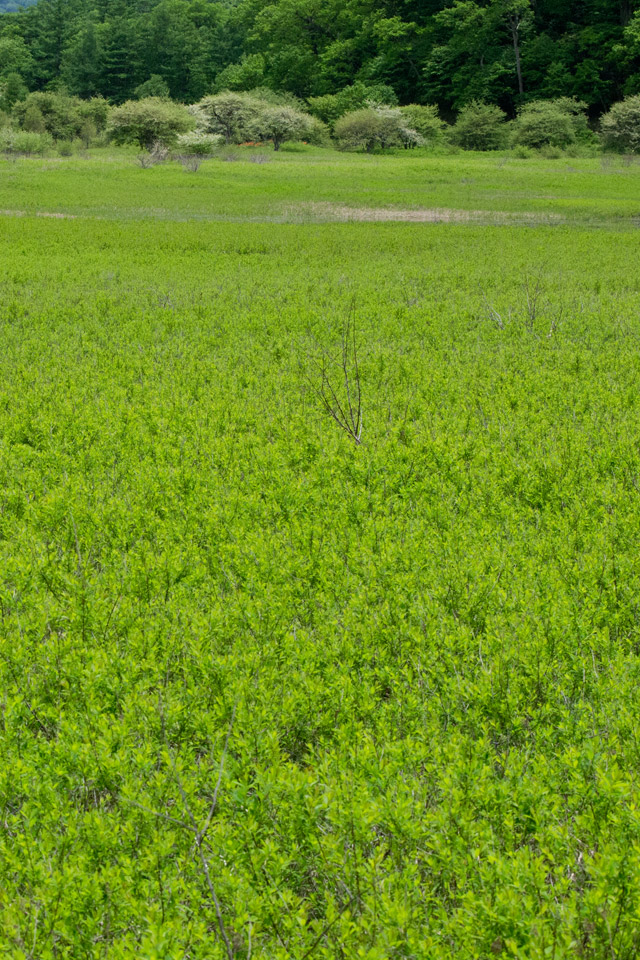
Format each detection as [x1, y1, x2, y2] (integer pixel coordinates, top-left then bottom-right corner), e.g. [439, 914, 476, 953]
[620, 0, 632, 26]
[511, 16, 524, 96]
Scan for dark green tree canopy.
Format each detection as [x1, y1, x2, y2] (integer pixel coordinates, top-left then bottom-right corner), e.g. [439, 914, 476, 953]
[0, 0, 638, 114]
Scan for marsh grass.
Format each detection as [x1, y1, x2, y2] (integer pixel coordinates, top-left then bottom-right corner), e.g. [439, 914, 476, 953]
[1, 149, 640, 958]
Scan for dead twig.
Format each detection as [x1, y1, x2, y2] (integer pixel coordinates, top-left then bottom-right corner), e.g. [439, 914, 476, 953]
[306, 300, 363, 445]
[157, 701, 238, 959]
[523, 272, 544, 332]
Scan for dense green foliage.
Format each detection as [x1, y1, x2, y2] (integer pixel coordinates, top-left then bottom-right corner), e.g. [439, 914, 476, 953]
[451, 100, 508, 150]
[511, 98, 592, 149]
[2, 0, 640, 115]
[601, 93, 640, 151]
[108, 96, 194, 148]
[334, 105, 419, 152]
[1, 146, 640, 956]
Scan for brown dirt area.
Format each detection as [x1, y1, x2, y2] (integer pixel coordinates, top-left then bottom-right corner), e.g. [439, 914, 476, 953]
[292, 202, 564, 225]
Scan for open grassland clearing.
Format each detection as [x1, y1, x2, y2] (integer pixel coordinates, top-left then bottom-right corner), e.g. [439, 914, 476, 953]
[2, 147, 640, 225]
[1, 151, 640, 958]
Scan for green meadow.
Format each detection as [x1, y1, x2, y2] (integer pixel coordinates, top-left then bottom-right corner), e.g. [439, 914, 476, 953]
[2, 147, 640, 222]
[2, 147, 640, 959]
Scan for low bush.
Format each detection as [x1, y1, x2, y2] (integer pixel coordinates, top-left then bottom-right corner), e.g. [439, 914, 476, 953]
[250, 103, 316, 151]
[79, 119, 97, 149]
[175, 131, 222, 155]
[303, 115, 331, 146]
[135, 141, 170, 167]
[334, 105, 421, 152]
[192, 91, 261, 145]
[307, 81, 398, 126]
[511, 98, 589, 149]
[600, 94, 640, 152]
[13, 91, 83, 141]
[78, 97, 110, 134]
[451, 101, 508, 150]
[538, 143, 563, 158]
[513, 144, 536, 159]
[179, 154, 201, 172]
[0, 127, 53, 155]
[109, 97, 193, 149]
[400, 104, 446, 146]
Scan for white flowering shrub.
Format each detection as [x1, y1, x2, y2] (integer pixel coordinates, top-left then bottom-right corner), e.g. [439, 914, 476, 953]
[334, 104, 422, 152]
[175, 131, 223, 155]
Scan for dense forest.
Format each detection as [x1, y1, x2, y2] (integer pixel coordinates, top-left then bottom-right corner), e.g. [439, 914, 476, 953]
[1, 0, 640, 117]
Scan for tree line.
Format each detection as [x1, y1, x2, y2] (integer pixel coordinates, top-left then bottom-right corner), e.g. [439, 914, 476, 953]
[1, 0, 640, 118]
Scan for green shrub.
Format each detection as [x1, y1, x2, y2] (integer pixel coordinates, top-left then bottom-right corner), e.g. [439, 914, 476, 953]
[334, 106, 421, 152]
[538, 143, 563, 158]
[78, 97, 110, 133]
[307, 82, 398, 127]
[511, 99, 589, 149]
[79, 118, 97, 149]
[17, 129, 53, 155]
[0, 127, 52, 155]
[20, 100, 45, 133]
[399, 104, 446, 145]
[250, 104, 317, 151]
[108, 97, 193, 149]
[192, 91, 261, 145]
[600, 95, 640, 152]
[551, 97, 593, 142]
[0, 126, 14, 152]
[451, 101, 508, 150]
[334, 108, 388, 152]
[57, 139, 74, 156]
[303, 115, 331, 146]
[513, 144, 535, 158]
[13, 91, 83, 141]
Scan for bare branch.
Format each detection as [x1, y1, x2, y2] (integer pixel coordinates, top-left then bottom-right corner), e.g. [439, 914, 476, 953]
[160, 701, 237, 960]
[299, 895, 357, 960]
[305, 301, 363, 445]
[198, 703, 236, 845]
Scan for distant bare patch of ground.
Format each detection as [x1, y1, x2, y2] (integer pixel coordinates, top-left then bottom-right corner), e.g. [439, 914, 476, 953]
[0, 209, 77, 219]
[36, 210, 77, 219]
[0, 203, 632, 229]
[292, 202, 565, 225]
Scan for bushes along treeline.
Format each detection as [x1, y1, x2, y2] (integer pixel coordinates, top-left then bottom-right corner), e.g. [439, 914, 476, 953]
[3, 85, 640, 157]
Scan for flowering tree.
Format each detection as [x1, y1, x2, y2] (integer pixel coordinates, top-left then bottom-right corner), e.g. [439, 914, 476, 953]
[251, 104, 314, 150]
[108, 97, 193, 148]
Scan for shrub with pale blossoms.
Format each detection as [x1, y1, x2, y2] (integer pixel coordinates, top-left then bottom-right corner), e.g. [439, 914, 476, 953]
[175, 131, 223, 155]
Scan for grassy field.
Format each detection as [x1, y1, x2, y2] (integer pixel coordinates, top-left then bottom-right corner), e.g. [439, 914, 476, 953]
[1, 146, 640, 223]
[2, 147, 640, 959]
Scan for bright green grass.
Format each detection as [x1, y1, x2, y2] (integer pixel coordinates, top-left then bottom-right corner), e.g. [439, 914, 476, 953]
[1, 146, 640, 223]
[1, 152, 640, 959]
